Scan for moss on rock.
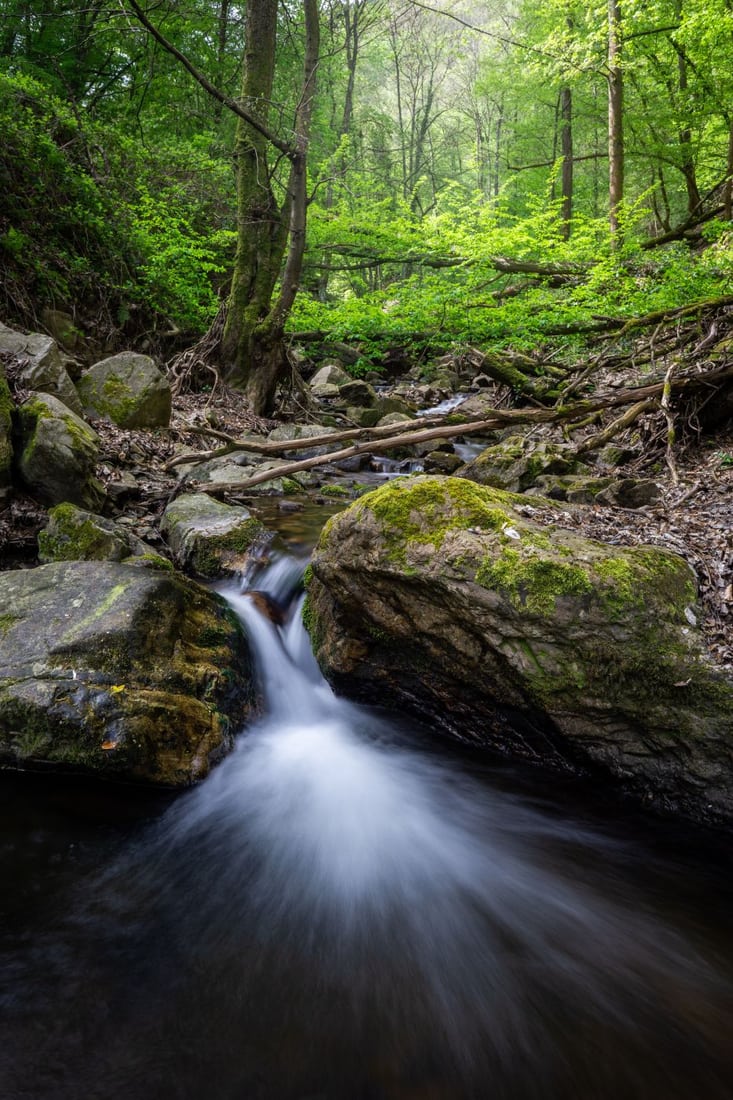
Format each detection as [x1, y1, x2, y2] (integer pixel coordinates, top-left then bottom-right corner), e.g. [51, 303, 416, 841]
[308, 475, 733, 826]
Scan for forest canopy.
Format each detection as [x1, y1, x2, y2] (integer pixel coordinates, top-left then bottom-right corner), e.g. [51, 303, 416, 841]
[2, 0, 733, 402]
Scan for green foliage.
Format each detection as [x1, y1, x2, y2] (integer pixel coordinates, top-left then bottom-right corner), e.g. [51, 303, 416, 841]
[0, 70, 233, 333]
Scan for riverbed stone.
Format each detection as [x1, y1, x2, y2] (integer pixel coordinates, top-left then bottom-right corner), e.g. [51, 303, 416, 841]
[456, 436, 587, 493]
[16, 392, 104, 509]
[161, 492, 265, 578]
[77, 352, 172, 428]
[0, 321, 83, 415]
[310, 362, 352, 388]
[306, 475, 733, 826]
[0, 561, 253, 786]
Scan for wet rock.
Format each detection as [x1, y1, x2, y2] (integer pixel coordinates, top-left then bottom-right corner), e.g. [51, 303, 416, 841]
[77, 352, 172, 429]
[161, 492, 265, 578]
[0, 321, 83, 415]
[16, 392, 104, 510]
[306, 475, 733, 826]
[0, 561, 253, 786]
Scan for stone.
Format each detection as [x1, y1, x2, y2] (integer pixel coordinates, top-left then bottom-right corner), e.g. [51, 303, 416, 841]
[40, 308, 86, 357]
[310, 382, 342, 400]
[0, 321, 83, 415]
[345, 405, 380, 428]
[423, 450, 464, 474]
[16, 392, 104, 509]
[77, 351, 172, 428]
[306, 476, 733, 826]
[183, 454, 315, 493]
[339, 379, 377, 407]
[0, 561, 253, 786]
[267, 423, 335, 456]
[38, 503, 157, 564]
[161, 493, 265, 578]
[376, 412, 414, 428]
[456, 435, 586, 493]
[310, 362, 352, 388]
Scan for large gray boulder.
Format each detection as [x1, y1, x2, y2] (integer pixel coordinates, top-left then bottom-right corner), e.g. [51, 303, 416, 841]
[77, 351, 172, 428]
[16, 392, 104, 509]
[306, 476, 733, 826]
[0, 321, 83, 415]
[0, 562, 253, 786]
[161, 493, 264, 578]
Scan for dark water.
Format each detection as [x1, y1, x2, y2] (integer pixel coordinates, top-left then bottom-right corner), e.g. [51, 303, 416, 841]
[1, 552, 733, 1100]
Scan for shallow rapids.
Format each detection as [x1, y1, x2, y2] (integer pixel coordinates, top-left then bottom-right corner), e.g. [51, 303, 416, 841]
[1, 553, 732, 1099]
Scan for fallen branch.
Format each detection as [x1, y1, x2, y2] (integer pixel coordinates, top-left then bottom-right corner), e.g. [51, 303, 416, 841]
[573, 399, 655, 456]
[187, 362, 733, 494]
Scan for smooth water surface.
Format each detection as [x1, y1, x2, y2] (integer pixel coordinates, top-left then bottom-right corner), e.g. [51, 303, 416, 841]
[1, 554, 732, 1099]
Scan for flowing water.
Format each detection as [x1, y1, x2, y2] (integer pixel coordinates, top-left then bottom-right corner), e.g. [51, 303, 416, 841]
[1, 550, 733, 1099]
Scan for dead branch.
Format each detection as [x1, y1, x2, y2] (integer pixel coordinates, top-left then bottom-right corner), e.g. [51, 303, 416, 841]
[186, 363, 733, 495]
[573, 399, 655, 456]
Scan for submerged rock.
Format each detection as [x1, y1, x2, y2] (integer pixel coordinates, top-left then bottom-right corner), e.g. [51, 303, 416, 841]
[0, 562, 253, 786]
[306, 475, 733, 826]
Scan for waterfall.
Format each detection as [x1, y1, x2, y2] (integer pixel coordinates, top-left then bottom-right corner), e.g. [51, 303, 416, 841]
[0, 550, 730, 1100]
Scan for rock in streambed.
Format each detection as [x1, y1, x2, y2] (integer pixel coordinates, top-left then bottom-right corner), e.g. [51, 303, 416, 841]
[306, 476, 733, 825]
[0, 562, 253, 786]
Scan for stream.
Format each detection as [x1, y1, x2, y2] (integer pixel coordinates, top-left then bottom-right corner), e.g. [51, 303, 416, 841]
[1, 518, 733, 1099]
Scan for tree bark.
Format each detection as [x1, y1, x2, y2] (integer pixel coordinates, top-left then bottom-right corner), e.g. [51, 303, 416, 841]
[220, 0, 320, 415]
[608, 0, 624, 243]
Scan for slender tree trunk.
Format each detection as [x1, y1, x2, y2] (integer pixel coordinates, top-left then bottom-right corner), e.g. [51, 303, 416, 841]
[560, 84, 573, 237]
[608, 0, 624, 243]
[221, 0, 319, 415]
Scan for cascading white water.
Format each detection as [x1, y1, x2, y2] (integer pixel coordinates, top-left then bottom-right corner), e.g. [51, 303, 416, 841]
[1, 550, 731, 1100]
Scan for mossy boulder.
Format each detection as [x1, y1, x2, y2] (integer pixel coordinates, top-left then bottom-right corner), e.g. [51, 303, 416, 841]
[0, 363, 13, 503]
[306, 475, 733, 826]
[0, 321, 83, 416]
[77, 352, 172, 428]
[0, 561, 253, 786]
[456, 435, 586, 492]
[161, 492, 265, 578]
[16, 392, 104, 509]
[38, 503, 162, 565]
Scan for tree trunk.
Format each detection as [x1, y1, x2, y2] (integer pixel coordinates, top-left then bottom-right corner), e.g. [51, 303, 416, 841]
[560, 85, 573, 237]
[221, 0, 319, 415]
[608, 0, 624, 243]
